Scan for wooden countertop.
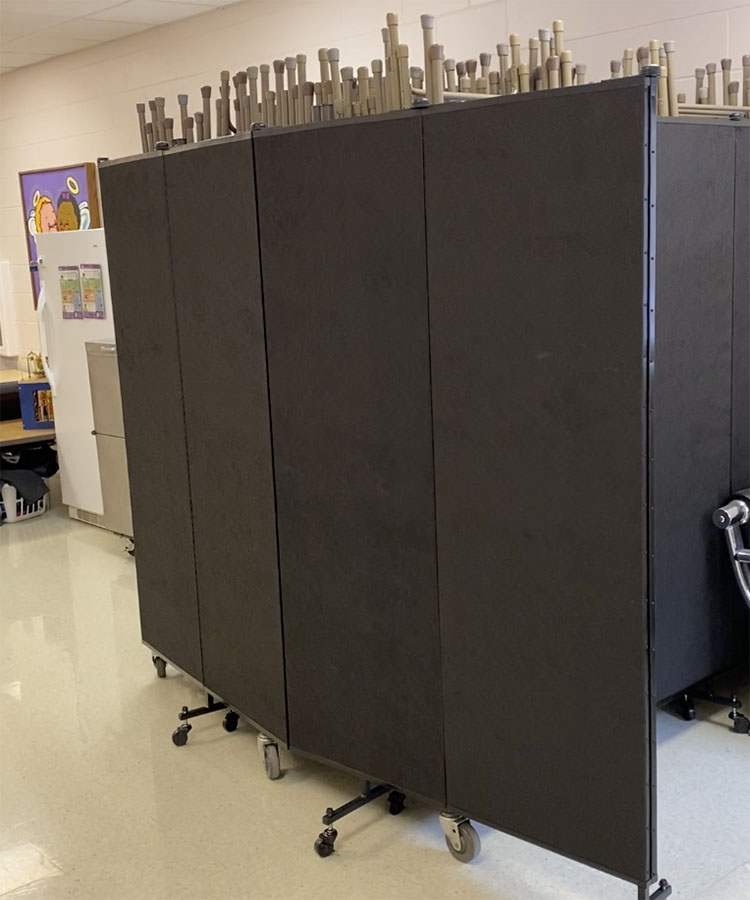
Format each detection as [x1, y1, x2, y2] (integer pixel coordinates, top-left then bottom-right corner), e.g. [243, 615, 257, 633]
[0, 369, 48, 385]
[0, 418, 55, 447]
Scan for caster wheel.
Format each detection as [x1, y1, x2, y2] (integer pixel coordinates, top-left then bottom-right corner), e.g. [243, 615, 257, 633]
[387, 790, 406, 815]
[263, 742, 281, 780]
[679, 694, 695, 721]
[172, 724, 190, 747]
[222, 711, 240, 732]
[314, 829, 337, 858]
[445, 822, 481, 863]
[152, 656, 167, 678]
[731, 713, 750, 734]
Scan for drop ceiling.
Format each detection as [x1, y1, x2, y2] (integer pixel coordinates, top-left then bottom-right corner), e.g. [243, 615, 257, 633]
[0, 0, 240, 73]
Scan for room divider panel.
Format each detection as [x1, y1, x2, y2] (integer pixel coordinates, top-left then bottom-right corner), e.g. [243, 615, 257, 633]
[652, 119, 748, 700]
[423, 80, 656, 884]
[163, 137, 287, 740]
[100, 155, 203, 683]
[253, 113, 445, 802]
[99, 77, 749, 896]
[732, 125, 750, 493]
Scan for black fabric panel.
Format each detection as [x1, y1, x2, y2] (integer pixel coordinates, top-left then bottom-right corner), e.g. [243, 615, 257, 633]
[653, 121, 748, 699]
[164, 139, 287, 740]
[733, 126, 750, 492]
[424, 83, 653, 883]
[254, 114, 444, 802]
[99, 156, 202, 680]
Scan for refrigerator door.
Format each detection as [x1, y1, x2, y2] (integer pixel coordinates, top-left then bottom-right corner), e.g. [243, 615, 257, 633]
[86, 342, 124, 438]
[35, 229, 115, 517]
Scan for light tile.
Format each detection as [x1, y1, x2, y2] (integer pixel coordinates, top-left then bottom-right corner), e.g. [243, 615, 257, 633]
[0, 12, 68, 43]
[1, 494, 748, 900]
[0, 1, 120, 16]
[0, 842, 61, 896]
[0, 35, 98, 56]
[0, 51, 52, 69]
[89, 0, 223, 25]
[695, 864, 750, 900]
[33, 18, 151, 42]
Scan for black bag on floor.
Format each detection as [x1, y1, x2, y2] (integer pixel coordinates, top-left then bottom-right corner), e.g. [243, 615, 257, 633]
[0, 443, 59, 478]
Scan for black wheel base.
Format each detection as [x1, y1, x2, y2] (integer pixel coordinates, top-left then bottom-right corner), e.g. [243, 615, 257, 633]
[222, 711, 240, 732]
[314, 828, 337, 858]
[731, 711, 750, 734]
[387, 790, 406, 815]
[639, 878, 673, 900]
[678, 693, 695, 721]
[172, 723, 191, 746]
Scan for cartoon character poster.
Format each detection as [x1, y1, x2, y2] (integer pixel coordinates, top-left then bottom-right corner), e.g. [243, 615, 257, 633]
[19, 163, 101, 308]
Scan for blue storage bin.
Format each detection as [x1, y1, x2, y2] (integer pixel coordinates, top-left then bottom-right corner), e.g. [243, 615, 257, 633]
[18, 380, 55, 430]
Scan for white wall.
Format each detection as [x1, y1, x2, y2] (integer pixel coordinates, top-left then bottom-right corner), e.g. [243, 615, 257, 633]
[1, 0, 748, 366]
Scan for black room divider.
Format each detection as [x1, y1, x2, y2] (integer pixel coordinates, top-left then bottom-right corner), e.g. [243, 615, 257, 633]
[423, 80, 654, 884]
[99, 75, 748, 897]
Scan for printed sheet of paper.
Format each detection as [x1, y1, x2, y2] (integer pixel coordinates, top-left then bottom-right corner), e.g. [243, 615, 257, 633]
[80, 263, 105, 319]
[59, 265, 82, 319]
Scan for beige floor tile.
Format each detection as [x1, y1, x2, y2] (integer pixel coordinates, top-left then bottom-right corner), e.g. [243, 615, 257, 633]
[1, 506, 748, 900]
[693, 863, 750, 900]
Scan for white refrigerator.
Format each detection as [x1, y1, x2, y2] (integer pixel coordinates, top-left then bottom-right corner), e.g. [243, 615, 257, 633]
[36, 228, 115, 526]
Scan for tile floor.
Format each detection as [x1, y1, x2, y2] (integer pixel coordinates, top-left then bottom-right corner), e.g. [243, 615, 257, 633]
[1, 505, 748, 900]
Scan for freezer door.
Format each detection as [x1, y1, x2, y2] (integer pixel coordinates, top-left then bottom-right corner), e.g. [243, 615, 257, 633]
[94, 433, 133, 537]
[86, 342, 125, 438]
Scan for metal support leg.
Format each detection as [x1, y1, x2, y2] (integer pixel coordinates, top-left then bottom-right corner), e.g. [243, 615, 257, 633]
[709, 493, 750, 735]
[172, 694, 227, 746]
[314, 782, 396, 857]
[680, 678, 750, 735]
[714, 492, 750, 610]
[638, 879, 672, 900]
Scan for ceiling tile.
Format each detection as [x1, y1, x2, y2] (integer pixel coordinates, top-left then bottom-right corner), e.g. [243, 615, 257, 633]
[35, 17, 149, 41]
[0, 34, 98, 55]
[0, 50, 53, 68]
[0, 0, 245, 71]
[0, 0, 123, 15]
[0, 11, 68, 42]
[90, 0, 216, 24]
[155, 0, 232, 4]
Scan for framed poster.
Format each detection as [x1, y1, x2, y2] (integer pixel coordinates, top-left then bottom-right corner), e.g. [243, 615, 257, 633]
[19, 163, 101, 308]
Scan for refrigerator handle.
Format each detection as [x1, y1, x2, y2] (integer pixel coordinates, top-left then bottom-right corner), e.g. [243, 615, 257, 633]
[36, 274, 58, 396]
